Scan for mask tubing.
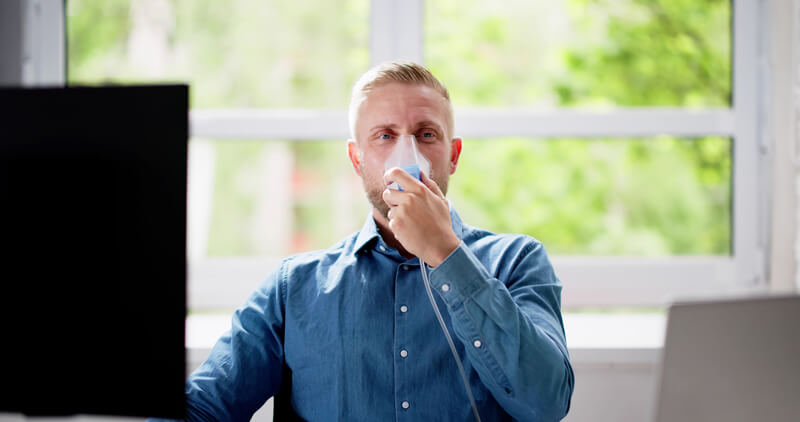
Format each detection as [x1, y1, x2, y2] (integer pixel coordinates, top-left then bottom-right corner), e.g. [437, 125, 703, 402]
[420, 260, 482, 422]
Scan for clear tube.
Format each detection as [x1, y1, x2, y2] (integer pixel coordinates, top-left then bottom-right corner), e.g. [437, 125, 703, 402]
[420, 260, 482, 422]
[383, 135, 480, 420]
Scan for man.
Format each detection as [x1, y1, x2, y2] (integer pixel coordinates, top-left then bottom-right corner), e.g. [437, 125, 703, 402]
[184, 62, 574, 421]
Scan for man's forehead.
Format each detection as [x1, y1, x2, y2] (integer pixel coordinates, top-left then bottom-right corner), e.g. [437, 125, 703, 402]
[365, 82, 447, 104]
[359, 84, 449, 123]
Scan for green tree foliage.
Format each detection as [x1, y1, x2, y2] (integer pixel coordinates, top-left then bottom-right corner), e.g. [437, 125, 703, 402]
[68, 0, 369, 256]
[68, 0, 732, 256]
[429, 0, 731, 255]
[68, 0, 368, 108]
[449, 137, 730, 255]
[67, 0, 131, 80]
[555, 0, 730, 107]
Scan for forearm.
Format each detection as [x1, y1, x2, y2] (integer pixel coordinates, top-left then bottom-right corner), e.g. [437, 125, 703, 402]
[429, 242, 574, 420]
[183, 269, 288, 421]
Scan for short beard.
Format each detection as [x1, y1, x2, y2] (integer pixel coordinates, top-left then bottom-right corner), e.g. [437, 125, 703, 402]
[363, 177, 391, 220]
[360, 164, 449, 221]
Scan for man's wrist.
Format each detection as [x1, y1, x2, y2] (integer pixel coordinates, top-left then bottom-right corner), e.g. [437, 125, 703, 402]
[425, 235, 461, 267]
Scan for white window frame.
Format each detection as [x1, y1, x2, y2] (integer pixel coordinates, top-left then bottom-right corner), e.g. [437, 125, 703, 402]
[190, 0, 765, 309]
[3, 0, 65, 87]
[44, 0, 766, 309]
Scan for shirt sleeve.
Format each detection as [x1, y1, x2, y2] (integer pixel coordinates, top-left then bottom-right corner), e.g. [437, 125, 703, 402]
[428, 240, 574, 421]
[183, 263, 287, 422]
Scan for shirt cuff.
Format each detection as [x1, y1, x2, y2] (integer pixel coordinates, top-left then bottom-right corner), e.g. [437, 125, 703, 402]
[428, 242, 490, 307]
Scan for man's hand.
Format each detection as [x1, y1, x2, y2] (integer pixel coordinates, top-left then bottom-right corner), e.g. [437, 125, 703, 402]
[382, 168, 460, 267]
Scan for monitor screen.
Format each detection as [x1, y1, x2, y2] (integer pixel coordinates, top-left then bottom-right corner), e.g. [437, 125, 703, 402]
[0, 85, 187, 418]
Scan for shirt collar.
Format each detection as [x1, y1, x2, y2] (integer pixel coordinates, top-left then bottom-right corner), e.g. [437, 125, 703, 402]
[352, 201, 465, 256]
[353, 214, 381, 255]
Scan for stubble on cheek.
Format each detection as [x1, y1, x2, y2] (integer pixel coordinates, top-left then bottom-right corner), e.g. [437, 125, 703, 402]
[360, 163, 391, 219]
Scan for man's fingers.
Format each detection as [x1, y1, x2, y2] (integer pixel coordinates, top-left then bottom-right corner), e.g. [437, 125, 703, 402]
[382, 188, 398, 206]
[384, 167, 425, 193]
[388, 205, 408, 221]
[420, 171, 445, 198]
[382, 186, 413, 207]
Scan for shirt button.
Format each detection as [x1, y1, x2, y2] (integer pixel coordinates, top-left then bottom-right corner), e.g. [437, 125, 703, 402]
[379, 245, 386, 252]
[441, 283, 450, 292]
[473, 339, 482, 348]
[400, 305, 408, 313]
[401, 401, 410, 409]
[402, 265, 409, 270]
[400, 349, 408, 358]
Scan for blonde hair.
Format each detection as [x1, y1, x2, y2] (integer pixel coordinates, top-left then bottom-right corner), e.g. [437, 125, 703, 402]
[348, 61, 453, 140]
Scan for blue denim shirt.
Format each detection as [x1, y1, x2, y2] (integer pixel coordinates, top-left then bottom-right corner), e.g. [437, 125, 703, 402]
[183, 209, 573, 421]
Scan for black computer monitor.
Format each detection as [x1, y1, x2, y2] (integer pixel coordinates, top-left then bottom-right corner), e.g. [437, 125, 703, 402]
[0, 85, 187, 418]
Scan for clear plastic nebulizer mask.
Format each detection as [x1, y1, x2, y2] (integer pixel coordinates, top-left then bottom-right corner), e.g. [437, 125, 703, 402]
[384, 134, 431, 190]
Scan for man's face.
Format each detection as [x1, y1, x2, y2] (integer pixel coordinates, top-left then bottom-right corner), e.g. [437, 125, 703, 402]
[348, 82, 462, 220]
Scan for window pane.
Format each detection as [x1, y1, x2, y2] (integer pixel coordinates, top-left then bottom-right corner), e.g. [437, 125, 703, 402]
[189, 139, 365, 258]
[191, 137, 730, 258]
[67, 0, 369, 108]
[448, 137, 731, 255]
[425, 0, 731, 108]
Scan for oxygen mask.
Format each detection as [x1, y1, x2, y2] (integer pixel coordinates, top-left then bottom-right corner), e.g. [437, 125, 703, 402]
[384, 134, 431, 191]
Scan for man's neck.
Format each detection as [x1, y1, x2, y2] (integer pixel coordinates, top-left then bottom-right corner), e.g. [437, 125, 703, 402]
[372, 208, 414, 259]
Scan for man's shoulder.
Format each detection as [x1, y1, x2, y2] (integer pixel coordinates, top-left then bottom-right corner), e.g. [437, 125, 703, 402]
[460, 222, 544, 256]
[458, 222, 556, 283]
[277, 232, 360, 277]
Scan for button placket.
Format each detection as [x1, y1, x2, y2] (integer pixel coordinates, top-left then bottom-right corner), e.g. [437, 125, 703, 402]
[394, 259, 416, 417]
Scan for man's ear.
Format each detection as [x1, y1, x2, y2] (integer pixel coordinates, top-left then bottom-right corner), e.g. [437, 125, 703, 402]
[449, 137, 463, 175]
[347, 139, 362, 177]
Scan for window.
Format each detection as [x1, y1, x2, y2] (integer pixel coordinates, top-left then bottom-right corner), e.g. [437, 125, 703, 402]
[426, 0, 731, 108]
[66, 0, 762, 312]
[68, 0, 369, 108]
[449, 137, 731, 256]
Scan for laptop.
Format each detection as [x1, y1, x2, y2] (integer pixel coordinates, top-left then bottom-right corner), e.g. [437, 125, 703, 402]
[655, 295, 800, 422]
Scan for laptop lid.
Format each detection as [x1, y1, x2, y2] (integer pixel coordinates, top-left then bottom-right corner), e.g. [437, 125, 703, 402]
[655, 295, 800, 422]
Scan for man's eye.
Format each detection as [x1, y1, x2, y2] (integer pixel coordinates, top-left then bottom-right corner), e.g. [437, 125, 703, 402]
[421, 131, 435, 139]
[380, 133, 392, 140]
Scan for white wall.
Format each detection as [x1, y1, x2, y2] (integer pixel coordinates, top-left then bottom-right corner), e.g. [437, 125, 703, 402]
[566, 352, 658, 422]
[768, 0, 800, 292]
